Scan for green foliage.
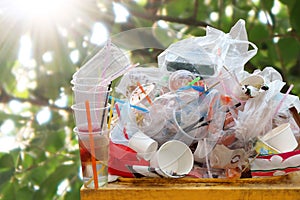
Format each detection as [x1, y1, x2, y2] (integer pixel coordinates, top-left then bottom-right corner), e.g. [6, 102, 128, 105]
[0, 0, 300, 199]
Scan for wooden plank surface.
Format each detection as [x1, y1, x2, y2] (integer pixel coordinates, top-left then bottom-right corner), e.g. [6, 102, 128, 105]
[80, 172, 300, 200]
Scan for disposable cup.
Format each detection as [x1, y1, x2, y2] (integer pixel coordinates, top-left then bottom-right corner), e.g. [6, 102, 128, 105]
[74, 127, 109, 188]
[193, 139, 217, 162]
[71, 102, 110, 132]
[254, 137, 280, 155]
[240, 75, 265, 88]
[260, 123, 298, 153]
[129, 83, 155, 107]
[72, 85, 111, 104]
[137, 106, 166, 138]
[239, 75, 265, 100]
[128, 131, 158, 161]
[150, 140, 193, 178]
[168, 70, 195, 91]
[171, 106, 207, 146]
[71, 77, 110, 86]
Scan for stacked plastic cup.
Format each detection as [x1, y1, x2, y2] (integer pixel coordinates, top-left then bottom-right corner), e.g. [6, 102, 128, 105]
[71, 77, 111, 188]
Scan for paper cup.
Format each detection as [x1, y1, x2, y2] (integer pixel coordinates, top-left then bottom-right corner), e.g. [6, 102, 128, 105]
[150, 140, 194, 178]
[240, 75, 264, 88]
[254, 137, 280, 155]
[239, 75, 265, 100]
[261, 123, 298, 153]
[128, 131, 158, 161]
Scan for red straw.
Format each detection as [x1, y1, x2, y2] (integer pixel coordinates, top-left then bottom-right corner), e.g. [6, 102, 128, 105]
[114, 103, 129, 140]
[85, 101, 99, 189]
[137, 82, 153, 105]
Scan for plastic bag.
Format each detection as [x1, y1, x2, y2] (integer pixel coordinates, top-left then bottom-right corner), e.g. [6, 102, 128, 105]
[157, 19, 257, 77]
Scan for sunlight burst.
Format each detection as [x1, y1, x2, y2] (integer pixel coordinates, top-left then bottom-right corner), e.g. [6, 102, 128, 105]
[13, 0, 70, 20]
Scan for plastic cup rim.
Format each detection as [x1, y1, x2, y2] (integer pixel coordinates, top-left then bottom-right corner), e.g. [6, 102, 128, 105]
[71, 102, 110, 111]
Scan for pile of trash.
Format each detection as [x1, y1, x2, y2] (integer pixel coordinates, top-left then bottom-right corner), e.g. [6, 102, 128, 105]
[74, 20, 300, 179]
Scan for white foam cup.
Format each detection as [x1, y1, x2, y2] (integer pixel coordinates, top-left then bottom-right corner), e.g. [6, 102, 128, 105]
[261, 123, 298, 153]
[150, 140, 194, 178]
[128, 131, 158, 161]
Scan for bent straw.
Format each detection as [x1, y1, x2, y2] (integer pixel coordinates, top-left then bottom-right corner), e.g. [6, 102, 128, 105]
[272, 84, 294, 118]
[108, 96, 149, 113]
[137, 81, 153, 105]
[85, 100, 99, 189]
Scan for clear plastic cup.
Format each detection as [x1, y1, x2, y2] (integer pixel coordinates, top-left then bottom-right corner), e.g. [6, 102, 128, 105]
[71, 102, 110, 132]
[74, 127, 109, 188]
[72, 85, 111, 104]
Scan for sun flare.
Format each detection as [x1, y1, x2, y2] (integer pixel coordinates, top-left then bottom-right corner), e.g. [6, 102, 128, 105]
[12, 0, 70, 20]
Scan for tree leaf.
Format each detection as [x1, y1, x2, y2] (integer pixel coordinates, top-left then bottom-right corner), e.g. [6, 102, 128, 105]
[0, 180, 17, 200]
[0, 153, 15, 168]
[33, 164, 77, 199]
[289, 0, 300, 35]
[249, 23, 269, 43]
[279, 0, 296, 7]
[278, 38, 300, 68]
[0, 168, 14, 189]
[261, 0, 274, 11]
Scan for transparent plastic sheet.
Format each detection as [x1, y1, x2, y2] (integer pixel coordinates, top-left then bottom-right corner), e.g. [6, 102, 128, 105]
[110, 103, 139, 146]
[157, 19, 257, 78]
[233, 79, 286, 144]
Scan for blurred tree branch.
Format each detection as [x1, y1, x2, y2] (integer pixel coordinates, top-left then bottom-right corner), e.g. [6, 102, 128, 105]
[128, 8, 213, 28]
[0, 87, 71, 112]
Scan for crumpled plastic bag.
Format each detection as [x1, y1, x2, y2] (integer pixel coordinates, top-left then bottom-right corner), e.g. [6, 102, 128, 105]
[157, 19, 257, 77]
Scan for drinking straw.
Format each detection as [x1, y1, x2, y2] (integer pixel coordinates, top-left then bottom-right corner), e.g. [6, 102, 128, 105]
[84, 161, 106, 187]
[108, 96, 149, 113]
[99, 82, 112, 131]
[178, 85, 205, 93]
[183, 116, 205, 132]
[204, 138, 212, 178]
[188, 77, 201, 86]
[223, 66, 241, 86]
[85, 100, 99, 189]
[137, 81, 153, 105]
[207, 96, 218, 121]
[108, 97, 115, 130]
[272, 84, 294, 118]
[114, 103, 129, 140]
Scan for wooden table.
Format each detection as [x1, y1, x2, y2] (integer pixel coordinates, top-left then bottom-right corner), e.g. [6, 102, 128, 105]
[80, 172, 300, 200]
